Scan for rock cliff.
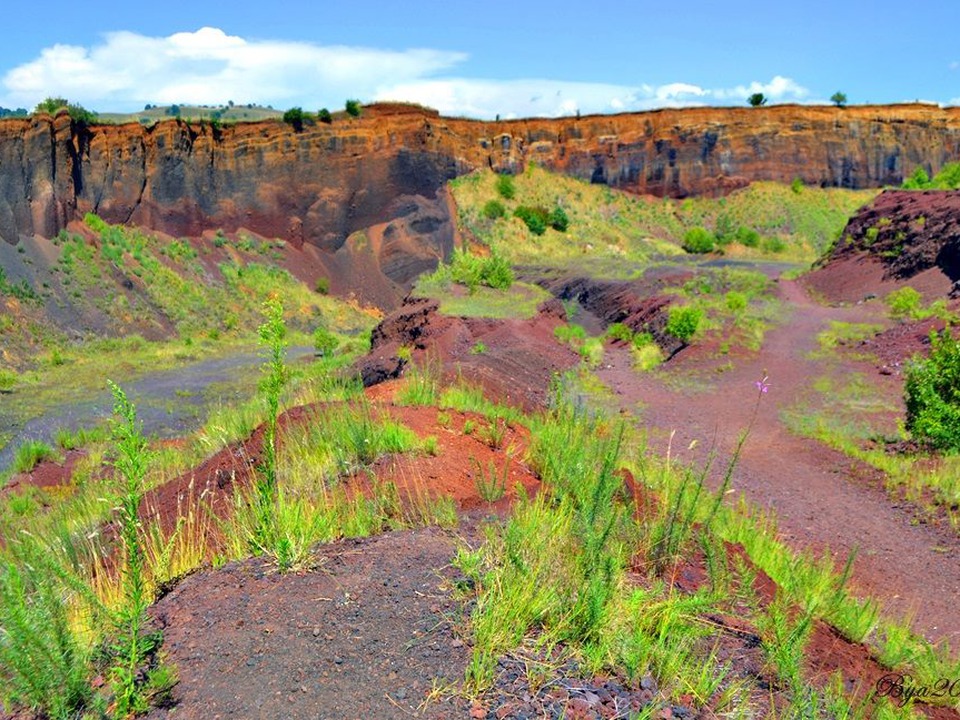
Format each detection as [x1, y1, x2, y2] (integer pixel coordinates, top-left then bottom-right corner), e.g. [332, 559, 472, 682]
[2, 102, 959, 252]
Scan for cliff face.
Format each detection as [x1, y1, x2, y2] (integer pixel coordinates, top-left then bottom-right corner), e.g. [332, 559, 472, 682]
[2, 103, 960, 250]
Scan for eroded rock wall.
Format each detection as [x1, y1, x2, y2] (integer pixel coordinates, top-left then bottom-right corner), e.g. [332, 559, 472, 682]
[2, 103, 960, 248]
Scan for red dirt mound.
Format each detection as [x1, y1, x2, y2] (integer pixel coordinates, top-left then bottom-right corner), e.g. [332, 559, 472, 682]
[355, 296, 580, 408]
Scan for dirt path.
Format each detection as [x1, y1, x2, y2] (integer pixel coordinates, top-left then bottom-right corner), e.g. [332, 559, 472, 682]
[598, 279, 960, 647]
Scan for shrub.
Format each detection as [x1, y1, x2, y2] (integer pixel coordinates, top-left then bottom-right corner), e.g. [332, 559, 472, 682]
[747, 93, 767, 107]
[682, 226, 715, 254]
[830, 91, 848, 108]
[495, 173, 516, 200]
[67, 104, 96, 125]
[665, 305, 703, 343]
[482, 200, 506, 220]
[315, 276, 330, 295]
[317, 108, 332, 124]
[513, 205, 549, 236]
[548, 206, 570, 232]
[0, 544, 93, 718]
[736, 226, 761, 247]
[0, 368, 18, 392]
[791, 177, 804, 194]
[725, 291, 748, 312]
[762, 236, 787, 253]
[605, 322, 635, 343]
[345, 99, 362, 117]
[282, 107, 305, 131]
[313, 327, 339, 356]
[905, 329, 960, 451]
[886, 286, 922, 319]
[902, 166, 930, 189]
[34, 97, 69, 114]
[448, 248, 514, 291]
[479, 254, 513, 289]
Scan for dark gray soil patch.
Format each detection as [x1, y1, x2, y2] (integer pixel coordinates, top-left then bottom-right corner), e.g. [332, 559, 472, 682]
[146, 527, 470, 720]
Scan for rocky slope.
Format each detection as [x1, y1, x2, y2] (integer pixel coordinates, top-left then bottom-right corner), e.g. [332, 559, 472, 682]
[2, 103, 960, 253]
[806, 189, 960, 303]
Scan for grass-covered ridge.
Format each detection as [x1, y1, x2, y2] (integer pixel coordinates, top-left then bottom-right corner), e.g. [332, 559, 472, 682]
[450, 166, 878, 270]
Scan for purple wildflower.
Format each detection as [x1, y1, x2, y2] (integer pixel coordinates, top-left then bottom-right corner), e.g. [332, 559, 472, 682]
[755, 375, 770, 394]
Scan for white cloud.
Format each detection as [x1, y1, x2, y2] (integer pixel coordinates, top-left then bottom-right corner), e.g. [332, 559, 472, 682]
[375, 76, 809, 118]
[711, 75, 809, 102]
[0, 27, 811, 118]
[1, 27, 466, 110]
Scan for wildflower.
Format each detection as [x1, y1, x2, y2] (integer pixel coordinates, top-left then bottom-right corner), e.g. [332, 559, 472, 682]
[755, 374, 770, 394]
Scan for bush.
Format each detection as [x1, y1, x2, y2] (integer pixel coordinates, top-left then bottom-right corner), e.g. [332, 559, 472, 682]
[513, 205, 549, 236]
[905, 329, 960, 451]
[747, 93, 767, 107]
[762, 236, 787, 253]
[605, 322, 634, 343]
[313, 327, 339, 356]
[495, 173, 516, 200]
[665, 305, 703, 343]
[67, 104, 96, 125]
[886, 286, 922, 319]
[282, 107, 305, 131]
[345, 99, 362, 117]
[482, 200, 506, 219]
[548, 206, 570, 232]
[682, 226, 715, 254]
[736, 226, 761, 248]
[317, 108, 332, 124]
[448, 248, 514, 292]
[315, 276, 330, 295]
[34, 97, 69, 114]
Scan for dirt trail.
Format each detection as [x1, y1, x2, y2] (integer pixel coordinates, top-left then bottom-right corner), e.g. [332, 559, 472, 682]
[598, 279, 960, 647]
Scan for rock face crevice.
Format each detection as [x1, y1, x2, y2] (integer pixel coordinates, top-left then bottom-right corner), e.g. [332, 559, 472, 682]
[2, 103, 960, 248]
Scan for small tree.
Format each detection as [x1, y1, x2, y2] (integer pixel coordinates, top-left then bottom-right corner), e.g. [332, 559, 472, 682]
[313, 326, 339, 357]
[747, 93, 767, 107]
[282, 107, 305, 132]
[548, 206, 570, 232]
[345, 99, 362, 117]
[317, 107, 332, 124]
[830, 91, 848, 108]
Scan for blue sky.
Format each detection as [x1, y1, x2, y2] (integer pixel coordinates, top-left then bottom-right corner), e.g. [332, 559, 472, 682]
[2, 1, 958, 118]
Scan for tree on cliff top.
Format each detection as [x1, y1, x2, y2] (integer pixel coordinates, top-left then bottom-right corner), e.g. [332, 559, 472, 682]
[830, 91, 848, 107]
[283, 107, 306, 132]
[345, 99, 362, 117]
[747, 93, 767, 107]
[34, 97, 70, 114]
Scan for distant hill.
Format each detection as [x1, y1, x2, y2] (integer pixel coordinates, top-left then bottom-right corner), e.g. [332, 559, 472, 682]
[97, 103, 283, 125]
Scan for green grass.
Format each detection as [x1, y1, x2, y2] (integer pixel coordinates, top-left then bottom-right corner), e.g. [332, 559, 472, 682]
[412, 277, 552, 319]
[449, 166, 877, 271]
[12, 439, 59, 473]
[812, 321, 884, 358]
[396, 357, 442, 407]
